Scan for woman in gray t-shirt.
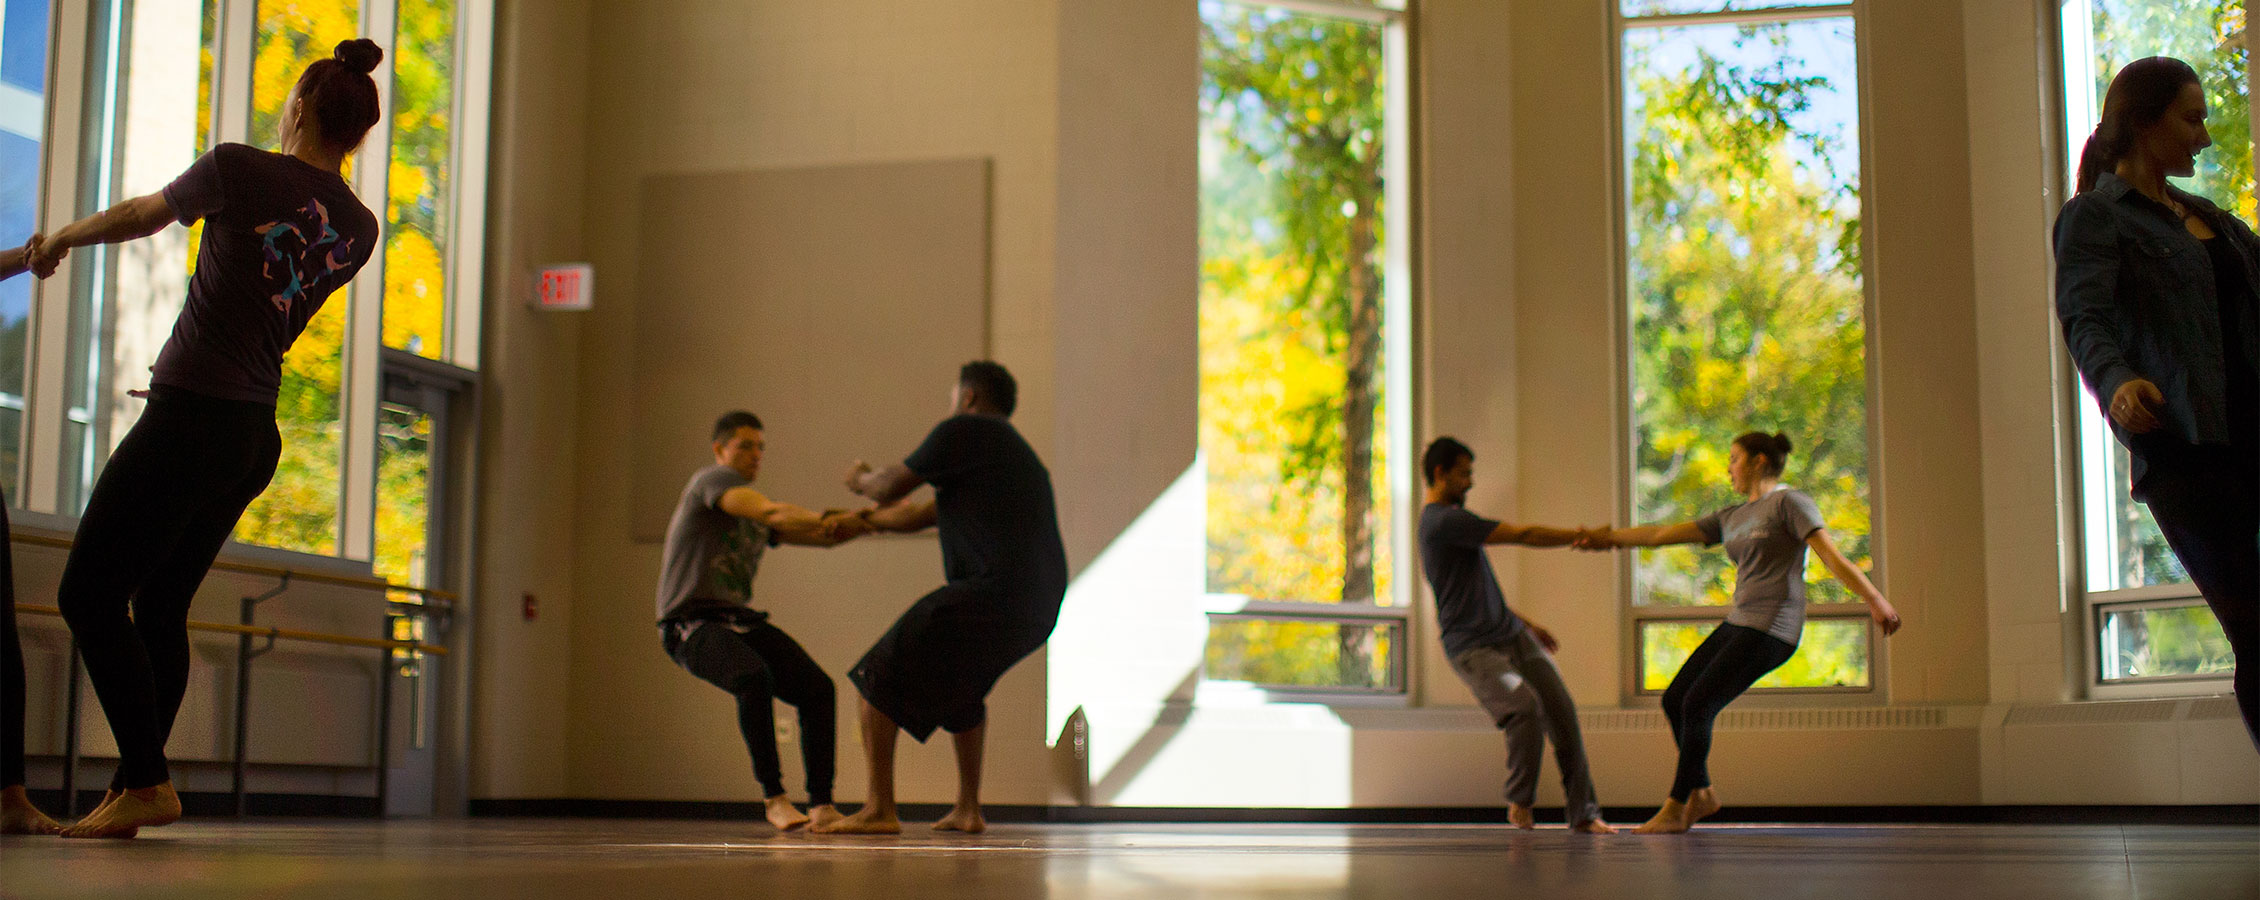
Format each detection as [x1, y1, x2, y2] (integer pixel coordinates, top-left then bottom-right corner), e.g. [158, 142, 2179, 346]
[1585, 432, 1901, 834]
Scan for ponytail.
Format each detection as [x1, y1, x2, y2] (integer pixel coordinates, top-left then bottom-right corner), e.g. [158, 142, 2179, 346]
[293, 39, 385, 154]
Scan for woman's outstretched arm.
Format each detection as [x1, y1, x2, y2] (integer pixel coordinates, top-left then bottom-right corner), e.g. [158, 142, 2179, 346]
[1807, 529, 1901, 636]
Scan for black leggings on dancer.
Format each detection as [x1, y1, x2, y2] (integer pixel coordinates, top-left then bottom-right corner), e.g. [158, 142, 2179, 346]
[2137, 441, 2259, 749]
[1662, 622, 1796, 802]
[58, 387, 279, 790]
[663, 619, 836, 804]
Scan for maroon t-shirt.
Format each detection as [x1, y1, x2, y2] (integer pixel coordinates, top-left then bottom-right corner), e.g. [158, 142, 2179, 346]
[153, 143, 378, 405]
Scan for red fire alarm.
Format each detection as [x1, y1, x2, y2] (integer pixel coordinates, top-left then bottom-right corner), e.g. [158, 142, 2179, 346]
[533, 264, 593, 310]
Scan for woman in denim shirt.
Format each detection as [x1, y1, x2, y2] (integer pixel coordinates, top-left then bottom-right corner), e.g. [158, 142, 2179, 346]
[2055, 56, 2258, 749]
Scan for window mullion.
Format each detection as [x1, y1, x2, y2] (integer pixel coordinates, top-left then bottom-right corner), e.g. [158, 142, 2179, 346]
[339, 0, 400, 562]
[1618, 5, 1855, 31]
[442, 0, 491, 371]
[212, 0, 253, 146]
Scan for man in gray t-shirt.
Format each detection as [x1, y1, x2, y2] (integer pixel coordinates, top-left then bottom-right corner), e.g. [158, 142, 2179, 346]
[1418, 438, 1614, 833]
[654, 411, 873, 833]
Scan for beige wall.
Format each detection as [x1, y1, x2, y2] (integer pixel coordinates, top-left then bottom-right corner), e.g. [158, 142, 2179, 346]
[557, 0, 1062, 806]
[468, 0, 594, 800]
[454, 0, 2257, 810]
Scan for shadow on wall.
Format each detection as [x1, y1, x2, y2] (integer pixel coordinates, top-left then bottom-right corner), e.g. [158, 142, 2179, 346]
[1088, 673, 1199, 805]
[1049, 459, 1368, 808]
[1048, 461, 1210, 742]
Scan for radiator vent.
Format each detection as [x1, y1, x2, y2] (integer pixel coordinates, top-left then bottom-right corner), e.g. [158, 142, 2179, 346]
[2001, 699, 2179, 726]
[2184, 696, 2243, 721]
[1580, 706, 1949, 733]
[1580, 710, 1667, 733]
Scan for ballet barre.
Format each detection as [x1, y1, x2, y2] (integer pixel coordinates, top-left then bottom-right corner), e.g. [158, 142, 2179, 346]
[11, 529, 453, 820]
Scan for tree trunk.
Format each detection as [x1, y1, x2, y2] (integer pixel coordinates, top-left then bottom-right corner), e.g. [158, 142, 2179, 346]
[1338, 188, 1382, 684]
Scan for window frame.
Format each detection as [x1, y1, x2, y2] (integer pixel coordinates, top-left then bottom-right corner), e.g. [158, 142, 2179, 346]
[2049, 0, 2235, 700]
[1609, 0, 1889, 704]
[15, 0, 493, 572]
[1193, 0, 1419, 702]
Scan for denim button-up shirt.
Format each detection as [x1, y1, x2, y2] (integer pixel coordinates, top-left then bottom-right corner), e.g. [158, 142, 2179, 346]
[2054, 171, 2260, 483]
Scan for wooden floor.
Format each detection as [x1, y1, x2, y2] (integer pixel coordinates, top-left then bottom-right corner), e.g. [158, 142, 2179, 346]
[1, 818, 2253, 899]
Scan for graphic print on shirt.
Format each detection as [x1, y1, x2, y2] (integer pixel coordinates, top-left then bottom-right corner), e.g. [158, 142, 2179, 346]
[708, 519, 765, 603]
[254, 197, 357, 313]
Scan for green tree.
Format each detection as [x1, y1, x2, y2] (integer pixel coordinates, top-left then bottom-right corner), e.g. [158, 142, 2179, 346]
[1200, 1, 1392, 686]
[1626, 21, 1873, 619]
[384, 0, 455, 359]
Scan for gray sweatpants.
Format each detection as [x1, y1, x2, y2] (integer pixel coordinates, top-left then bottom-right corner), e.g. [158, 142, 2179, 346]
[1447, 628, 1602, 825]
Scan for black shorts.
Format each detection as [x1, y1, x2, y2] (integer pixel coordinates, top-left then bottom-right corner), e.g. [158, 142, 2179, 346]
[848, 580, 1061, 742]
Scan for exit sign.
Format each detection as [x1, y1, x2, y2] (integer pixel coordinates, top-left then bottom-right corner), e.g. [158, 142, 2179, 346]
[534, 263, 593, 310]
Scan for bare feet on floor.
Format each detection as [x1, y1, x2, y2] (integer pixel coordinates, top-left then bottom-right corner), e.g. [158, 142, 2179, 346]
[1570, 818, 1619, 834]
[67, 790, 137, 839]
[764, 795, 811, 831]
[810, 805, 900, 835]
[931, 805, 986, 834]
[1632, 796, 1698, 835]
[1684, 787, 1721, 825]
[61, 783, 179, 839]
[805, 804, 845, 832]
[1, 786, 62, 835]
[1506, 802, 1535, 830]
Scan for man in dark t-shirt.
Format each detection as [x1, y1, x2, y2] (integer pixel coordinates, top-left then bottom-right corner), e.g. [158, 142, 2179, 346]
[1419, 437, 1615, 833]
[816, 361, 1068, 835]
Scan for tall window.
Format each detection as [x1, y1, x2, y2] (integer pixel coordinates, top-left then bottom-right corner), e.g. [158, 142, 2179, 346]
[384, 0, 454, 360]
[0, 0, 48, 500]
[2060, 0, 2249, 685]
[1198, 0, 1411, 694]
[1620, 1, 1875, 693]
[66, 0, 217, 513]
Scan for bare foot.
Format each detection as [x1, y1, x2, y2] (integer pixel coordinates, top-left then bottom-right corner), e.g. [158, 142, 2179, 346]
[806, 804, 845, 832]
[1630, 799, 1691, 835]
[931, 805, 986, 834]
[1685, 787, 1720, 825]
[72, 790, 136, 839]
[60, 783, 179, 839]
[1570, 818, 1618, 834]
[810, 805, 900, 835]
[1505, 802, 1535, 830]
[764, 795, 811, 831]
[1, 786, 63, 835]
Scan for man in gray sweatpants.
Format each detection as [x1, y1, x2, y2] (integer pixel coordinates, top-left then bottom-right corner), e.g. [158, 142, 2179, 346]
[1418, 437, 1614, 833]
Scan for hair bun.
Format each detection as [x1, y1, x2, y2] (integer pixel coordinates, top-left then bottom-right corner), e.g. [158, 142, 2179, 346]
[1773, 432, 1794, 455]
[334, 38, 383, 74]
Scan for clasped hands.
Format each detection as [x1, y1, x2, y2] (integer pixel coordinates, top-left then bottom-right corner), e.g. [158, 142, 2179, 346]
[14, 234, 69, 279]
[817, 460, 883, 541]
[1570, 525, 1619, 551]
[817, 507, 876, 541]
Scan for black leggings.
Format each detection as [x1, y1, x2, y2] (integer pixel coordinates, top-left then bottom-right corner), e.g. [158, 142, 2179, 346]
[57, 387, 279, 790]
[2139, 442, 2259, 750]
[3, 495, 23, 789]
[663, 619, 836, 805]
[1661, 622, 1797, 802]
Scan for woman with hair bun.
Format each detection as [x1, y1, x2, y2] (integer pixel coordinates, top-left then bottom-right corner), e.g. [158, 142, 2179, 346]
[2055, 56, 2257, 751]
[23, 39, 386, 839]
[1580, 431, 1900, 833]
